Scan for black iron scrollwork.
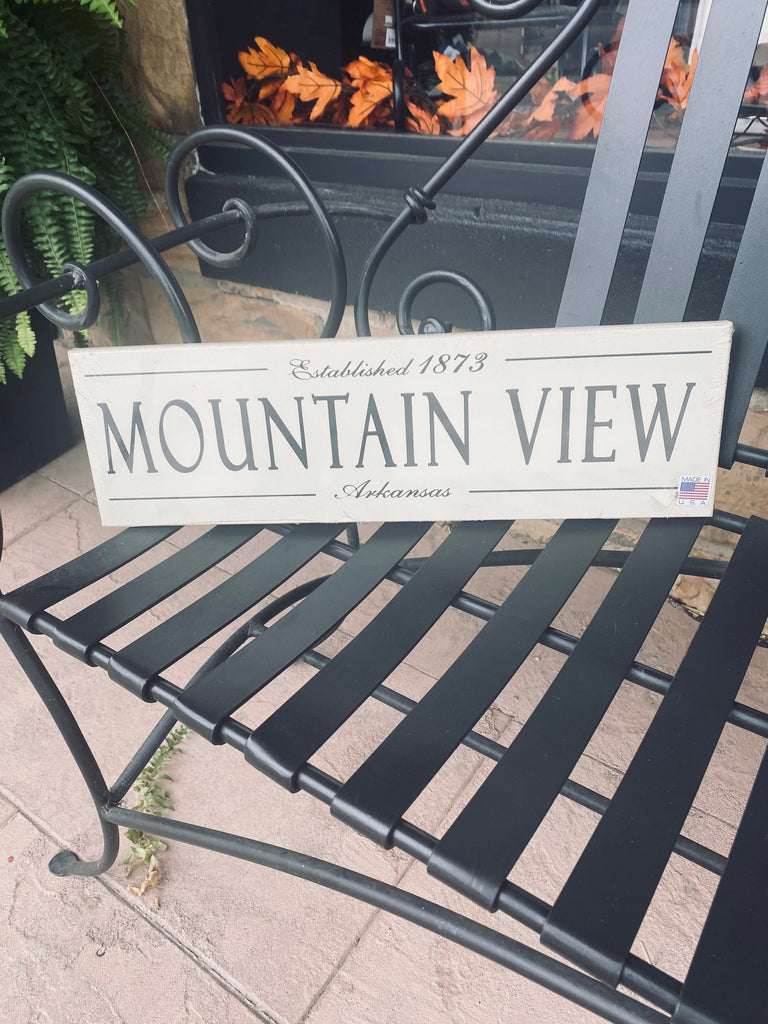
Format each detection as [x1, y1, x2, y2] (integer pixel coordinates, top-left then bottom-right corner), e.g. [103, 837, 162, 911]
[2, 171, 201, 342]
[397, 269, 495, 335]
[0, 126, 348, 342]
[0, 4, 599, 349]
[164, 126, 347, 339]
[465, 0, 545, 17]
[354, 0, 602, 338]
[59, 261, 101, 331]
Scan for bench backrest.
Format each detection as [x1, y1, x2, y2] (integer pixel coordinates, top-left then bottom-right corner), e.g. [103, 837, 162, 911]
[556, 0, 768, 467]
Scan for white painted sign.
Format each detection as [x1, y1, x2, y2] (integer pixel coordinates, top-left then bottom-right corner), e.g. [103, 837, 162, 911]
[70, 322, 732, 526]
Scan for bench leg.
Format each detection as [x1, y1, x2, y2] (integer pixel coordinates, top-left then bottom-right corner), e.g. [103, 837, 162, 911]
[0, 618, 121, 877]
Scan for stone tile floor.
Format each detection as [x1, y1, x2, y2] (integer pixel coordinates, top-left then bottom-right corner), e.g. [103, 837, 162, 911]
[1, 441, 765, 1024]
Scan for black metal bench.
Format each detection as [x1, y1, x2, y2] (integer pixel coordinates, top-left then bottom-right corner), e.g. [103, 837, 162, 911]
[2, 1, 768, 1021]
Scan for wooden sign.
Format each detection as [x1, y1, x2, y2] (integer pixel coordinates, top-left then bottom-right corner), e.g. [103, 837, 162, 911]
[70, 322, 732, 526]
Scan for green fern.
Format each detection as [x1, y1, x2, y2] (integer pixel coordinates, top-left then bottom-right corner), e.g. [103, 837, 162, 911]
[0, 0, 169, 382]
[0, 0, 124, 38]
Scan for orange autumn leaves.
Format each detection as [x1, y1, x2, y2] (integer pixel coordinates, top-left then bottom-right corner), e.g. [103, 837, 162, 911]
[503, 21, 700, 142]
[223, 28, 765, 142]
[432, 48, 498, 134]
[223, 36, 498, 135]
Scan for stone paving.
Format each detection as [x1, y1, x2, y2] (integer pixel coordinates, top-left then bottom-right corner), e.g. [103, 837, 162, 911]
[1, 434, 765, 1024]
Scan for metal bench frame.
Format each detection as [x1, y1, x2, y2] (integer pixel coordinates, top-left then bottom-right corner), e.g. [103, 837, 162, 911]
[2, 2, 768, 1021]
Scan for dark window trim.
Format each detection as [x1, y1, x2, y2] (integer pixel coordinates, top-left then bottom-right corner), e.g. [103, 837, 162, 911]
[197, 128, 762, 227]
[185, 0, 763, 227]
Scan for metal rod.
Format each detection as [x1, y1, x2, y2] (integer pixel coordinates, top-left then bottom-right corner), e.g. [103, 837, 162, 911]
[0, 618, 120, 876]
[103, 806, 668, 1024]
[354, 0, 602, 335]
[2, 172, 201, 342]
[109, 708, 181, 805]
[0, 209, 242, 321]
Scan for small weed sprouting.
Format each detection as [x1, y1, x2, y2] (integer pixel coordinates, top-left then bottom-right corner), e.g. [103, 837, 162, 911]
[120, 724, 189, 906]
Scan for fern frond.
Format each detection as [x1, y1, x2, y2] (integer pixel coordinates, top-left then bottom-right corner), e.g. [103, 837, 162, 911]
[7, 0, 133, 30]
[16, 310, 36, 357]
[0, 0, 158, 382]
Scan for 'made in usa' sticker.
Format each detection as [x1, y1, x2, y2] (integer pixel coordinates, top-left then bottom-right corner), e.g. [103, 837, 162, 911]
[677, 475, 713, 506]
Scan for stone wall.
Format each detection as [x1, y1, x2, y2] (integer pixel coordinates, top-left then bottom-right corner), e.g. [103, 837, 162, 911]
[119, 0, 200, 137]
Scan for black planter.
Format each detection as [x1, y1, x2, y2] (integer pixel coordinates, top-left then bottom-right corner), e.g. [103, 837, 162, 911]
[0, 311, 74, 492]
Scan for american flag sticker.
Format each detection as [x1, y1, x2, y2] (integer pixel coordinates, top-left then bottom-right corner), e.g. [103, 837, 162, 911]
[677, 476, 713, 506]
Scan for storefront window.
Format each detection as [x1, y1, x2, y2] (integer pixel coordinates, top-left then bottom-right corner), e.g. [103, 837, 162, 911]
[219, 1, 768, 148]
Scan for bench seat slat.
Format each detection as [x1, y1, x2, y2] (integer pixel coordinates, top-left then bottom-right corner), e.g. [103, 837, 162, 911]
[172, 521, 431, 742]
[672, 745, 768, 1024]
[329, 518, 616, 847]
[542, 515, 768, 987]
[107, 523, 343, 698]
[0, 526, 178, 629]
[51, 525, 262, 660]
[426, 517, 702, 911]
[244, 520, 512, 790]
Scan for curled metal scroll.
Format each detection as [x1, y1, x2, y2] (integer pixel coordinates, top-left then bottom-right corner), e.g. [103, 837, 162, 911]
[60, 261, 101, 330]
[2, 172, 201, 342]
[164, 126, 347, 339]
[396, 270, 495, 335]
[465, 0, 544, 18]
[354, 0, 602, 337]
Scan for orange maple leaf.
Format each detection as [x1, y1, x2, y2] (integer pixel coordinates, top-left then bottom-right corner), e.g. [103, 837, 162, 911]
[283, 62, 341, 121]
[598, 15, 625, 76]
[406, 99, 441, 135]
[659, 40, 698, 119]
[343, 55, 392, 89]
[528, 76, 575, 125]
[342, 56, 393, 128]
[567, 73, 612, 140]
[744, 63, 768, 105]
[222, 77, 275, 125]
[222, 76, 249, 115]
[347, 79, 393, 127]
[239, 37, 291, 80]
[434, 47, 499, 128]
[269, 82, 298, 123]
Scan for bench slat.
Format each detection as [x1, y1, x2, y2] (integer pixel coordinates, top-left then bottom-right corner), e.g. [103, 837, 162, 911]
[634, 0, 768, 327]
[53, 525, 262, 660]
[244, 520, 511, 790]
[542, 515, 768, 986]
[719, 146, 768, 464]
[329, 518, 616, 847]
[555, 2, 678, 329]
[0, 526, 178, 629]
[673, 745, 768, 1024]
[172, 521, 431, 742]
[426, 517, 702, 910]
[107, 523, 344, 698]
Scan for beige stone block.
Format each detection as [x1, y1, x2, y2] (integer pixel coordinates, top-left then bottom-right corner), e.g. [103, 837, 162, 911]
[671, 573, 717, 619]
[0, 796, 15, 830]
[141, 279, 325, 345]
[0, 472, 80, 545]
[121, 0, 200, 135]
[36, 440, 94, 497]
[88, 266, 154, 349]
[0, 813, 260, 1024]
